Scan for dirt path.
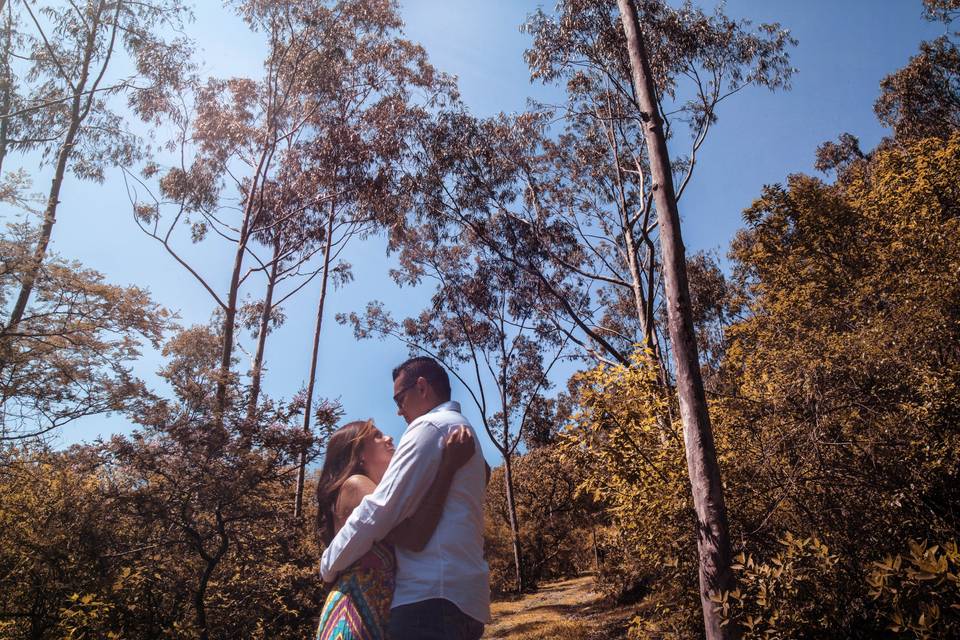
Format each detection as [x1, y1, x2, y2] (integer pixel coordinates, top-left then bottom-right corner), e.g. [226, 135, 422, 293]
[483, 575, 635, 639]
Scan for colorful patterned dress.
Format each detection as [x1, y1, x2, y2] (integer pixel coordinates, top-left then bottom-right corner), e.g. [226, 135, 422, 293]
[315, 541, 396, 640]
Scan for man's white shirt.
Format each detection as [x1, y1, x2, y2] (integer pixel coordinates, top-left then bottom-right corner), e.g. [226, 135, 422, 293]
[319, 401, 491, 623]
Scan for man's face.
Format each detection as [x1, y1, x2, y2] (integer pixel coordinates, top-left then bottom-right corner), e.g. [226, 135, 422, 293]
[393, 372, 431, 424]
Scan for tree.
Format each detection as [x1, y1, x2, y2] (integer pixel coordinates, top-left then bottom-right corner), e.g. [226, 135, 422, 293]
[504, 0, 796, 374]
[391, 8, 796, 497]
[132, 0, 453, 433]
[814, 132, 866, 177]
[391, 0, 793, 607]
[0, 445, 128, 638]
[875, 36, 960, 140]
[683, 250, 737, 387]
[559, 355, 701, 628]
[241, 173, 328, 426]
[0, 222, 169, 441]
[0, 366, 325, 639]
[107, 323, 322, 639]
[923, 0, 960, 24]
[484, 443, 598, 593]
[616, 1, 735, 636]
[717, 132, 960, 635]
[0, 0, 20, 179]
[874, 0, 960, 141]
[2, 0, 191, 334]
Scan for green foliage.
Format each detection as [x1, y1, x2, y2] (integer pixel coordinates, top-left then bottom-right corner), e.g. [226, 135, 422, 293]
[542, 131, 960, 638]
[711, 133, 960, 636]
[716, 532, 840, 638]
[0, 323, 325, 638]
[0, 222, 170, 440]
[555, 351, 701, 632]
[867, 540, 960, 638]
[484, 445, 598, 593]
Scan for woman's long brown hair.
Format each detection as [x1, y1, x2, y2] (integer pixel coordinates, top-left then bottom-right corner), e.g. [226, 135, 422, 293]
[315, 419, 375, 546]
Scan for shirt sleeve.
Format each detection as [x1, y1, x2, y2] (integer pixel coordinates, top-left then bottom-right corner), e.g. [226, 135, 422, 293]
[319, 420, 444, 581]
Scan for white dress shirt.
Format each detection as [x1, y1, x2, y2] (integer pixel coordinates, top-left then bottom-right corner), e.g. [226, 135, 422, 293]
[319, 401, 491, 623]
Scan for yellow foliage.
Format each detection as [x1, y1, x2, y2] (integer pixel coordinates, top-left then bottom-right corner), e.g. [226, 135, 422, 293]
[867, 539, 960, 638]
[717, 133, 960, 635]
[558, 350, 701, 632]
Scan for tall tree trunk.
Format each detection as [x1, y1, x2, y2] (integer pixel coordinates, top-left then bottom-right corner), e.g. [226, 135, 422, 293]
[495, 359, 525, 592]
[213, 15, 279, 426]
[246, 236, 282, 426]
[502, 451, 524, 592]
[0, 3, 12, 177]
[294, 204, 335, 519]
[5, 2, 104, 332]
[214, 216, 251, 425]
[616, 2, 734, 638]
[214, 151, 272, 425]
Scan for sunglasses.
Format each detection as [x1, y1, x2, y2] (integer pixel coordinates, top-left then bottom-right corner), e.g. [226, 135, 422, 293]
[393, 381, 417, 409]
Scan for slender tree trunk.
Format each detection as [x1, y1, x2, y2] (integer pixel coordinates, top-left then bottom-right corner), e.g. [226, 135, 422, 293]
[214, 154, 273, 425]
[623, 222, 676, 441]
[502, 451, 524, 592]
[214, 218, 250, 424]
[195, 511, 229, 640]
[5, 3, 102, 332]
[616, 2, 734, 638]
[623, 221, 671, 386]
[624, 227, 654, 348]
[294, 204, 335, 519]
[592, 525, 600, 571]
[246, 237, 282, 425]
[196, 561, 212, 640]
[607, 113, 661, 365]
[214, 107, 275, 425]
[0, 5, 11, 177]
[494, 357, 524, 592]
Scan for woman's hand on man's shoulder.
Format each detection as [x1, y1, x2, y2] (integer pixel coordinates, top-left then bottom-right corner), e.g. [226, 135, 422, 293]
[441, 425, 475, 471]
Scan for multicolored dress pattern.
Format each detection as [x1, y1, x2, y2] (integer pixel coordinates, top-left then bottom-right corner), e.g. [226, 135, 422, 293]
[315, 542, 396, 640]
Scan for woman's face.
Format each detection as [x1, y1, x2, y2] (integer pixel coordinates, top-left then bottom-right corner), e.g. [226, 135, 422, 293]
[360, 425, 394, 484]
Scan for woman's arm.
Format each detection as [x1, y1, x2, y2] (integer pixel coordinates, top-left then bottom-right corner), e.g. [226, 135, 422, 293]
[386, 425, 475, 552]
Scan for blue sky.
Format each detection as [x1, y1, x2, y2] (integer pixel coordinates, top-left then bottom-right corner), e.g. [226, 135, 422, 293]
[7, 1, 944, 461]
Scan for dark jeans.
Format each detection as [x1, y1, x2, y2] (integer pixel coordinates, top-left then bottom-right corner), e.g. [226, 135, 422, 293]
[389, 598, 484, 640]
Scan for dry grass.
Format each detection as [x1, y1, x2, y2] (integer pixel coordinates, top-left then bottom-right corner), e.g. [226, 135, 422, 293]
[483, 575, 632, 639]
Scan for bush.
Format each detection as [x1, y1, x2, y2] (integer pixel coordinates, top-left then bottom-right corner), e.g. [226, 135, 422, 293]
[867, 540, 960, 638]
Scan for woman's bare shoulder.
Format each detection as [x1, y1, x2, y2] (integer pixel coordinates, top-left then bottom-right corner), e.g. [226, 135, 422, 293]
[336, 474, 377, 514]
[342, 473, 376, 494]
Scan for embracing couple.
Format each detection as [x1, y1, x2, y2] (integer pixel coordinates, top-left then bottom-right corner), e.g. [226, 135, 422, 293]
[314, 356, 490, 640]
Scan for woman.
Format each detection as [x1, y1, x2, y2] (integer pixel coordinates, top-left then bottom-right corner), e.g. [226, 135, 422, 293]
[314, 419, 474, 640]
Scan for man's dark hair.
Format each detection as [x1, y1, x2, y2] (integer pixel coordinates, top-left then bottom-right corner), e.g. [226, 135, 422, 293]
[392, 356, 451, 401]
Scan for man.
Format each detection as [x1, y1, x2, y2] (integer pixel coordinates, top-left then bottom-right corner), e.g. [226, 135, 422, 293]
[319, 356, 490, 640]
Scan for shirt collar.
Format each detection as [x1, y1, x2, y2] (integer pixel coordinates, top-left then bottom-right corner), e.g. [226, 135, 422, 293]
[407, 401, 461, 431]
[428, 400, 460, 414]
